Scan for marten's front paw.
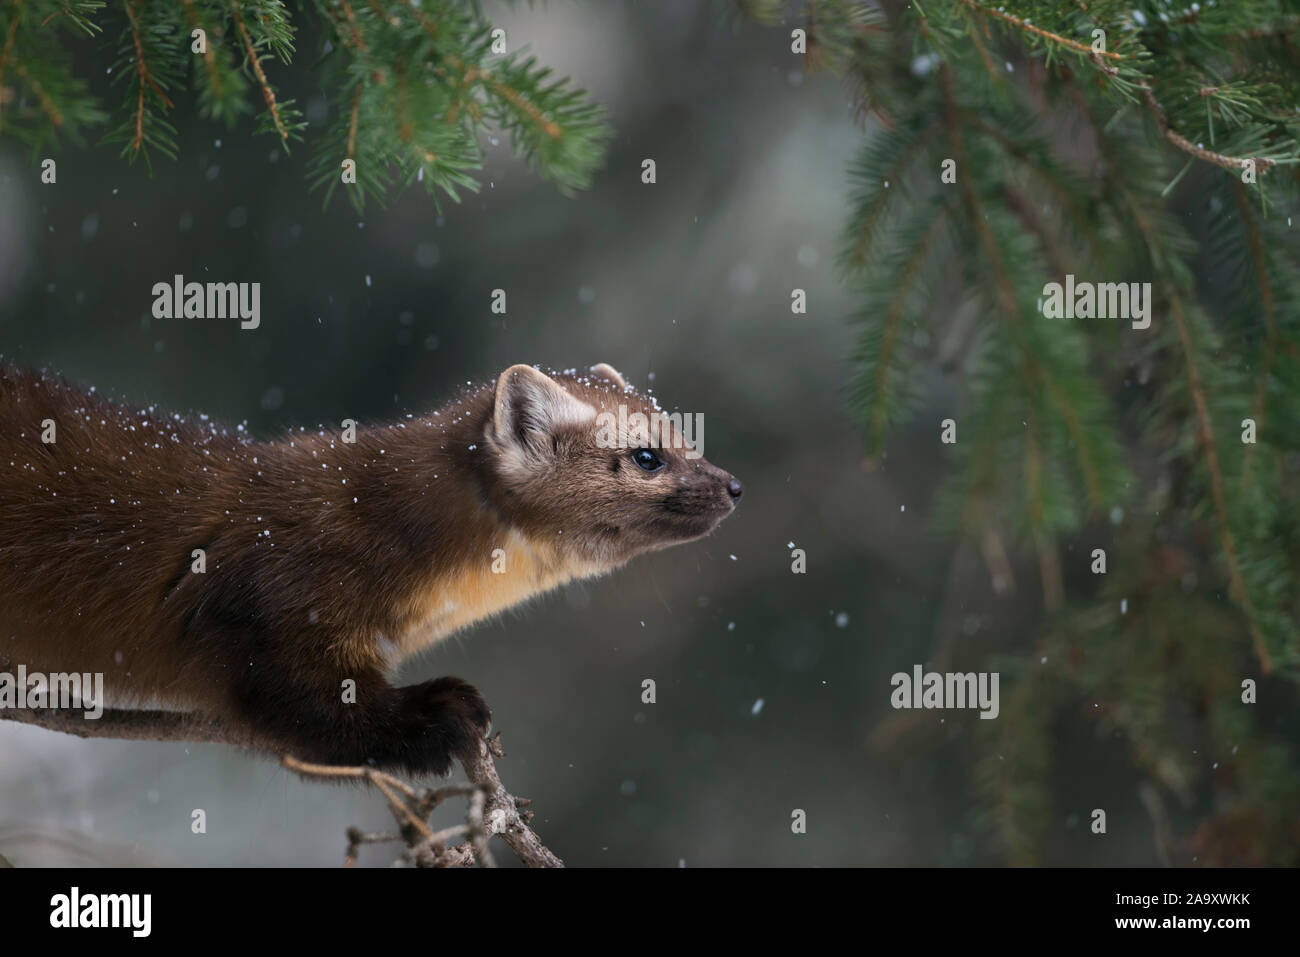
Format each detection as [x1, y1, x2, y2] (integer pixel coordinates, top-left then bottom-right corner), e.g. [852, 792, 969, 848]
[393, 676, 492, 777]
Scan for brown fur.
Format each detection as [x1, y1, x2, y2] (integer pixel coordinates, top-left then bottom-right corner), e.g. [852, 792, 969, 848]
[0, 363, 741, 774]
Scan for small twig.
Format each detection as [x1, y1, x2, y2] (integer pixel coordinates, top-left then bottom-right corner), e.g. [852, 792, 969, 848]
[1140, 85, 1273, 175]
[346, 83, 360, 159]
[957, 0, 1124, 60]
[230, 0, 289, 141]
[964, 12, 1001, 83]
[12, 61, 62, 127]
[345, 827, 399, 866]
[395, 56, 412, 142]
[125, 0, 174, 154]
[282, 732, 562, 868]
[475, 69, 564, 139]
[392, 0, 438, 41]
[336, 0, 368, 52]
[180, 0, 223, 99]
[962, 0, 1276, 176]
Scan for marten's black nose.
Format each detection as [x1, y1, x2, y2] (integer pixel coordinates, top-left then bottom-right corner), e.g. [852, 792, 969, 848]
[727, 478, 744, 502]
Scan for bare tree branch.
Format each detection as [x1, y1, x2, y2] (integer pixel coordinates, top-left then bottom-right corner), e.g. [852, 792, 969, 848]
[1, 707, 562, 867]
[0, 705, 249, 745]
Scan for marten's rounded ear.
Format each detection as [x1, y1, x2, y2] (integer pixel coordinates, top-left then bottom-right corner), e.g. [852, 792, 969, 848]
[491, 365, 596, 457]
[590, 363, 628, 390]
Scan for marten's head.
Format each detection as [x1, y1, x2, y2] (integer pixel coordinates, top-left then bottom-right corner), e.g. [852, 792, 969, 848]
[481, 363, 742, 567]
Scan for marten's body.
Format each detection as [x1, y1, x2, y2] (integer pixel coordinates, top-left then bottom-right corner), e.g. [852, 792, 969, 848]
[0, 362, 741, 774]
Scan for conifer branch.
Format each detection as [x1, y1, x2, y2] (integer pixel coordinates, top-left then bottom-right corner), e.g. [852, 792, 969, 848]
[1043, 376, 1104, 507]
[0, 0, 608, 203]
[1233, 184, 1278, 494]
[0, 0, 20, 133]
[13, 60, 61, 125]
[969, 114, 1104, 262]
[230, 0, 288, 143]
[336, 0, 367, 51]
[868, 209, 949, 449]
[942, 62, 1108, 613]
[1140, 85, 1274, 175]
[395, 54, 411, 141]
[470, 65, 563, 140]
[844, 119, 941, 269]
[390, 0, 438, 41]
[1025, 407, 1063, 612]
[1164, 293, 1272, 674]
[771, 0, 1299, 864]
[124, 0, 170, 154]
[956, 0, 1124, 61]
[180, 0, 221, 98]
[346, 81, 359, 158]
[964, 12, 1000, 82]
[943, 67, 1014, 317]
[1081, 74, 1277, 675]
[1001, 183, 1068, 277]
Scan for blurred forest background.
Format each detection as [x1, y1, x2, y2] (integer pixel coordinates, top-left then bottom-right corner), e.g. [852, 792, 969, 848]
[0, 0, 1297, 866]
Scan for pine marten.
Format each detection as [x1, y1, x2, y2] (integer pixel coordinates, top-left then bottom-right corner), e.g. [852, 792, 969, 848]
[0, 362, 742, 774]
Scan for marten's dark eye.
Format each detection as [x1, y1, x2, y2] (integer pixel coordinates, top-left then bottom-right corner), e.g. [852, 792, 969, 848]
[631, 448, 665, 473]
